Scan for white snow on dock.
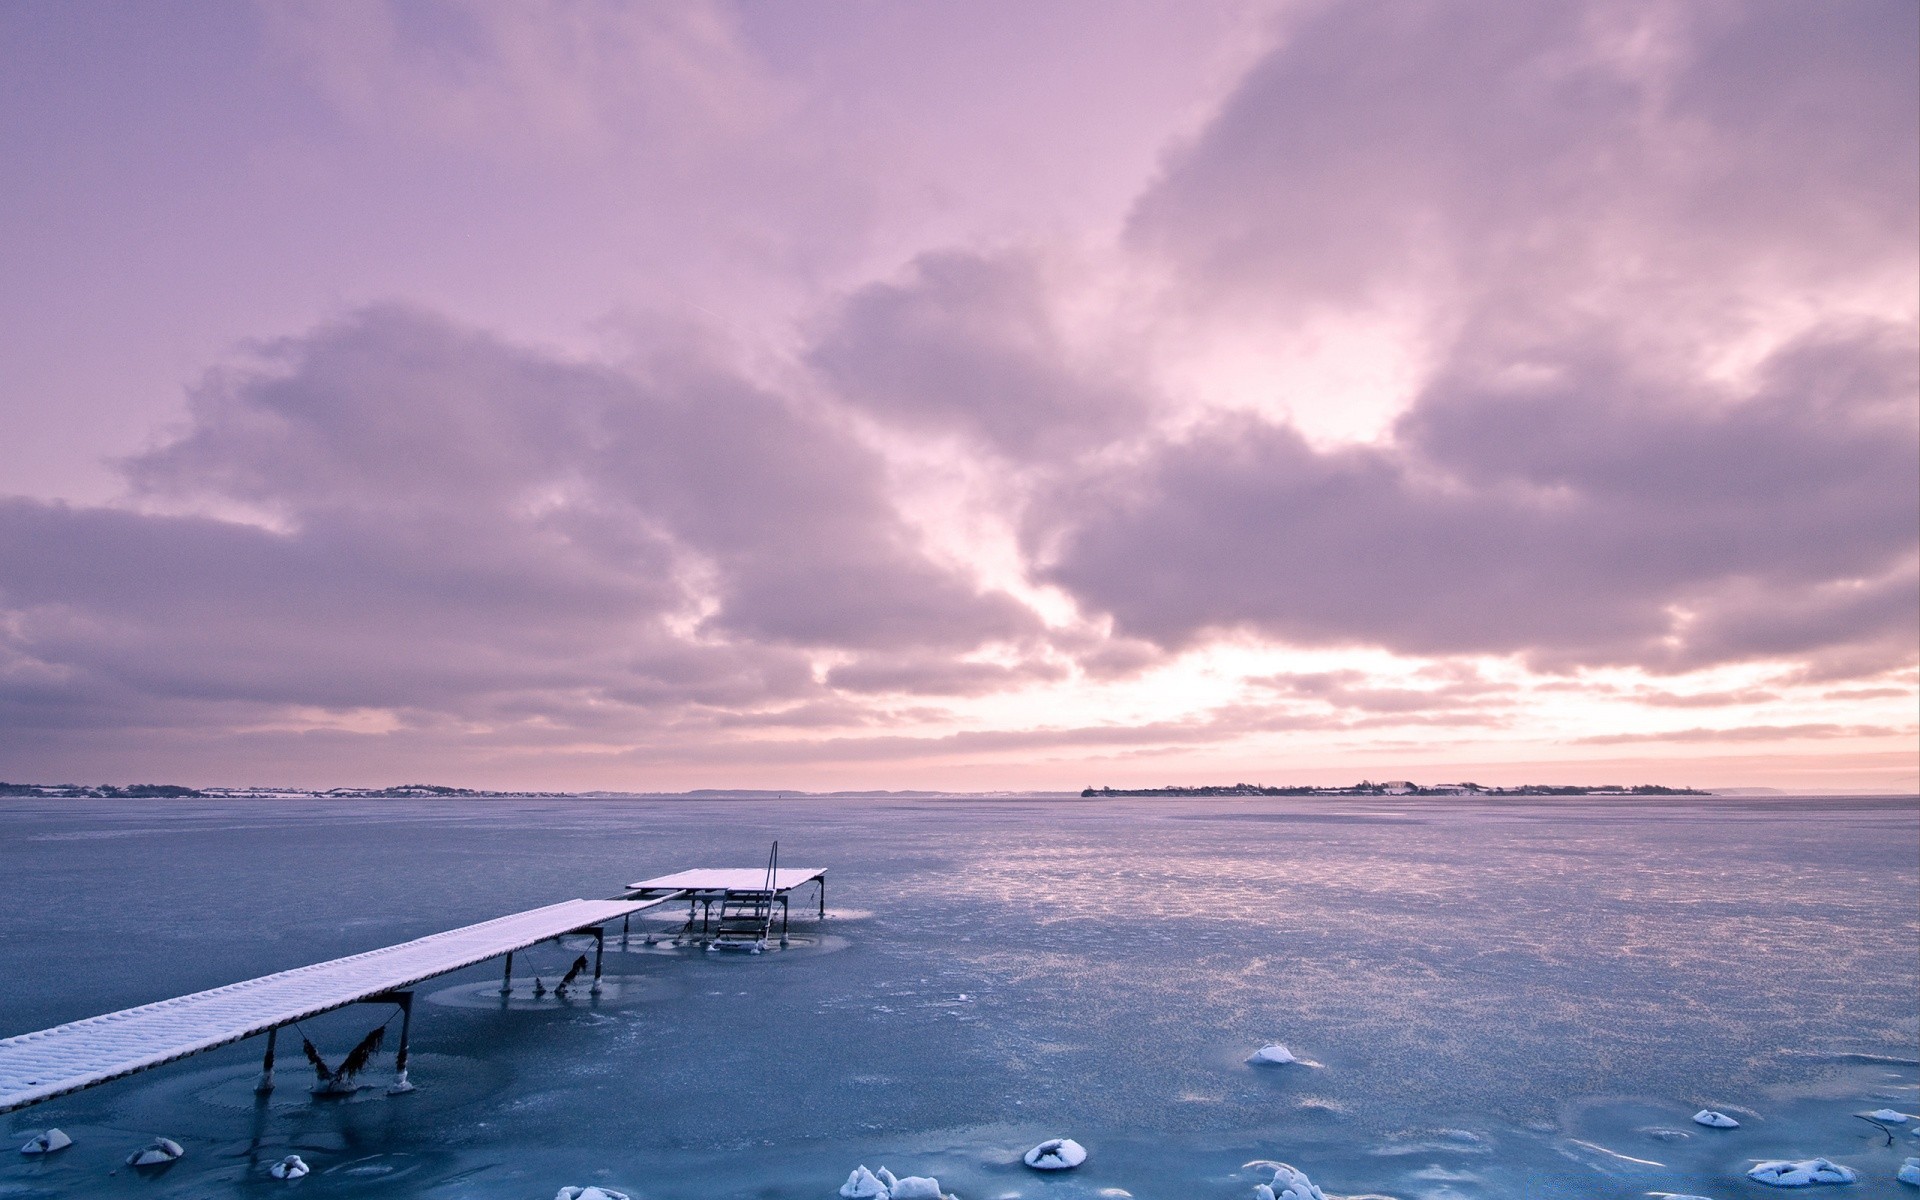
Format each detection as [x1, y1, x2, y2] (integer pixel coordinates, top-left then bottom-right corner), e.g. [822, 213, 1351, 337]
[627, 868, 825, 893]
[0, 897, 673, 1113]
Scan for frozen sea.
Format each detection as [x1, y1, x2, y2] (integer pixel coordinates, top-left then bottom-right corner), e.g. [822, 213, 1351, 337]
[2, 793, 1916, 1199]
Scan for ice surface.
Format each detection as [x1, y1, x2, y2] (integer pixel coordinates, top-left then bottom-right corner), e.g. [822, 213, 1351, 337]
[18, 1127, 69, 1154]
[0, 793, 1914, 1199]
[1749, 1157, 1858, 1186]
[1023, 1137, 1086, 1169]
[1692, 1109, 1740, 1127]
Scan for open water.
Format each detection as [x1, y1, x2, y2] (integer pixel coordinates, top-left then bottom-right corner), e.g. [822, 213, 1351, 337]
[1, 794, 1916, 1199]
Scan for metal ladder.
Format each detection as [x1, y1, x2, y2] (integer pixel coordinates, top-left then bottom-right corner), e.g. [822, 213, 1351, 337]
[710, 841, 779, 950]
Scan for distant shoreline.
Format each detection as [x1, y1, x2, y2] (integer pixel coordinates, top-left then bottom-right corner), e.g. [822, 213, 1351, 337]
[1080, 782, 1711, 797]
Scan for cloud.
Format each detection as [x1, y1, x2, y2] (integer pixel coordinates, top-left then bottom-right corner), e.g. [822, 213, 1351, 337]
[1039, 320, 1918, 675]
[810, 249, 1149, 459]
[0, 306, 1042, 760]
[264, 1, 782, 158]
[1127, 0, 1917, 330]
[1254, 668, 1510, 715]
[1037, 0, 1918, 684]
[1575, 724, 1911, 746]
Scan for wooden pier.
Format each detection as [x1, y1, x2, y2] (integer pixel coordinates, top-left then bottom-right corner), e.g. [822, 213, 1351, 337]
[0, 862, 827, 1115]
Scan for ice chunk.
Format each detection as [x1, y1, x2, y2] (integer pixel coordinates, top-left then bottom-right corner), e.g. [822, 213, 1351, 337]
[269, 1155, 310, 1180]
[1870, 1109, 1911, 1123]
[1748, 1158, 1857, 1186]
[1267, 1164, 1326, 1200]
[1897, 1157, 1920, 1186]
[20, 1129, 71, 1155]
[1024, 1138, 1087, 1170]
[555, 1189, 630, 1200]
[1692, 1110, 1739, 1128]
[878, 1167, 900, 1191]
[890, 1176, 942, 1200]
[1247, 1043, 1299, 1065]
[842, 1166, 890, 1199]
[1254, 1186, 1276, 1200]
[126, 1137, 185, 1167]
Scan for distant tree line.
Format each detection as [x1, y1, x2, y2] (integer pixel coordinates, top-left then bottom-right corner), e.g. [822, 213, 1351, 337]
[1, 781, 205, 798]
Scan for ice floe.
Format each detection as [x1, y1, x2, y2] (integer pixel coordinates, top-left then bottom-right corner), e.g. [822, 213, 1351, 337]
[1870, 1109, 1912, 1123]
[1254, 1163, 1325, 1200]
[126, 1137, 185, 1167]
[1024, 1138, 1087, 1170]
[269, 1154, 310, 1179]
[1247, 1043, 1299, 1066]
[1692, 1109, 1740, 1128]
[555, 1188, 630, 1200]
[19, 1129, 70, 1155]
[1897, 1157, 1920, 1186]
[1748, 1158, 1857, 1186]
[839, 1165, 946, 1199]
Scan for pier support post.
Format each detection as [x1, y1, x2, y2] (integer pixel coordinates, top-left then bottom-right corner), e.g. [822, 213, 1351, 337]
[388, 992, 415, 1094]
[819, 876, 826, 918]
[591, 927, 605, 995]
[255, 1026, 277, 1094]
[499, 951, 514, 996]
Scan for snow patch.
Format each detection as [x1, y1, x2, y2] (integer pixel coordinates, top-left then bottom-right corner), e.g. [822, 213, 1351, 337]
[1247, 1043, 1299, 1066]
[1748, 1158, 1857, 1187]
[270, 1155, 310, 1180]
[1024, 1139, 1087, 1170]
[1256, 1163, 1325, 1200]
[839, 1164, 947, 1199]
[1870, 1109, 1912, 1123]
[19, 1129, 70, 1155]
[555, 1188, 630, 1200]
[126, 1137, 184, 1167]
[1692, 1110, 1740, 1128]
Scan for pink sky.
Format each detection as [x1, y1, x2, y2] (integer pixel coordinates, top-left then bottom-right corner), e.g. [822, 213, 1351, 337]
[0, 1, 1915, 793]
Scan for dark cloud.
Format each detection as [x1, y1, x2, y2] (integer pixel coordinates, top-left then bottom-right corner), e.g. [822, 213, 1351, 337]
[1040, 0, 1918, 683]
[0, 306, 1042, 761]
[1040, 321, 1919, 675]
[809, 250, 1145, 458]
[1127, 0, 1917, 323]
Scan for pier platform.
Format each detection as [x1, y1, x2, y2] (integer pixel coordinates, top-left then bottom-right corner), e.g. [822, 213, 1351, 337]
[0, 895, 677, 1114]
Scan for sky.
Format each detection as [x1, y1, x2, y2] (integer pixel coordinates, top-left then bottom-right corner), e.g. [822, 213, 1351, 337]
[0, 0, 1915, 793]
